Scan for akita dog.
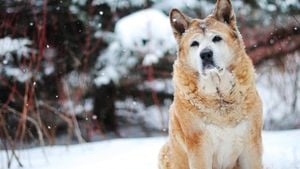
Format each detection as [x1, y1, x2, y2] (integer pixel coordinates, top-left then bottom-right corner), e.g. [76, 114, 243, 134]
[159, 0, 263, 169]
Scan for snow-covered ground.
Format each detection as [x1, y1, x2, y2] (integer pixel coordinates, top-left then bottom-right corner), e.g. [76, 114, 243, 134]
[1, 130, 300, 169]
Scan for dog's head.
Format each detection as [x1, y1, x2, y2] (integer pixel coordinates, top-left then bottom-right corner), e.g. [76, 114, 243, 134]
[170, 0, 243, 76]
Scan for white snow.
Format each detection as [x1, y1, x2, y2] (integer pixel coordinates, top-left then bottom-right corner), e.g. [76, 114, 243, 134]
[256, 53, 300, 129]
[138, 78, 173, 94]
[115, 98, 170, 130]
[153, 0, 220, 17]
[1, 130, 300, 169]
[115, 8, 174, 51]
[94, 64, 122, 86]
[0, 37, 33, 82]
[0, 37, 31, 59]
[153, 0, 199, 10]
[92, 0, 145, 9]
[57, 72, 93, 115]
[258, 0, 300, 12]
[263, 130, 300, 169]
[142, 53, 159, 66]
[94, 9, 176, 86]
[71, 0, 87, 6]
[2, 66, 32, 82]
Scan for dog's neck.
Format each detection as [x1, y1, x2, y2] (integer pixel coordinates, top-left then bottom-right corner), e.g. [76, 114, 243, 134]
[172, 54, 256, 126]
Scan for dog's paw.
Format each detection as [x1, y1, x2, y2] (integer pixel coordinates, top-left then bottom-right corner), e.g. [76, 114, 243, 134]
[200, 69, 219, 94]
[200, 69, 235, 94]
[217, 69, 236, 93]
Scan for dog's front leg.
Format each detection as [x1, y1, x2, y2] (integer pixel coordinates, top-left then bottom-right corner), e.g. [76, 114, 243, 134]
[188, 152, 212, 169]
[238, 131, 263, 169]
[185, 133, 212, 169]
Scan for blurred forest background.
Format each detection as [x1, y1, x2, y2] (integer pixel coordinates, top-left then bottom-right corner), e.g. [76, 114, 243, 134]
[0, 0, 299, 155]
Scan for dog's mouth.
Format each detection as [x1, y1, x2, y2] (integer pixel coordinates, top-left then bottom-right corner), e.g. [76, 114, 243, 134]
[202, 58, 215, 69]
[203, 63, 216, 70]
[202, 64, 223, 76]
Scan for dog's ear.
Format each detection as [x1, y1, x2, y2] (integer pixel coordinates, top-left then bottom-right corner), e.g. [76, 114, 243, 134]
[213, 0, 237, 29]
[169, 9, 191, 41]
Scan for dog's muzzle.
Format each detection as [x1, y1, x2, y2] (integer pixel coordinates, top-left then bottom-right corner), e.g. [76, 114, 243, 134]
[200, 48, 215, 69]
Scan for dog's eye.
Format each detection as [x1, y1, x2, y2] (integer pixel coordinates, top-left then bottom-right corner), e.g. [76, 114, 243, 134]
[212, 36, 222, 43]
[190, 41, 199, 47]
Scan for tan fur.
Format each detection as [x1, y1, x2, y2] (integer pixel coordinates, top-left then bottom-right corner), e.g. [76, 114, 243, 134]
[159, 0, 263, 169]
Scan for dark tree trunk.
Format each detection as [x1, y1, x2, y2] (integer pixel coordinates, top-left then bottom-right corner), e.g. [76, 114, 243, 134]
[93, 82, 118, 133]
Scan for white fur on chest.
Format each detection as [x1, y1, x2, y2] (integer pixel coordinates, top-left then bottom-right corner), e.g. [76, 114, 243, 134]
[201, 120, 249, 169]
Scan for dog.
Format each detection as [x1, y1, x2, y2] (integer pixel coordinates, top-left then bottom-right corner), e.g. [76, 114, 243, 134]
[159, 0, 263, 169]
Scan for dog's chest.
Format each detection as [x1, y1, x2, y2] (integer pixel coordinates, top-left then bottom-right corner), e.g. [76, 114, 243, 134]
[202, 121, 249, 168]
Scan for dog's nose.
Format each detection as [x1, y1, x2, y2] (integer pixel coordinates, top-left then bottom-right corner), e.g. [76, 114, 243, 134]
[200, 48, 215, 69]
[200, 48, 213, 61]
